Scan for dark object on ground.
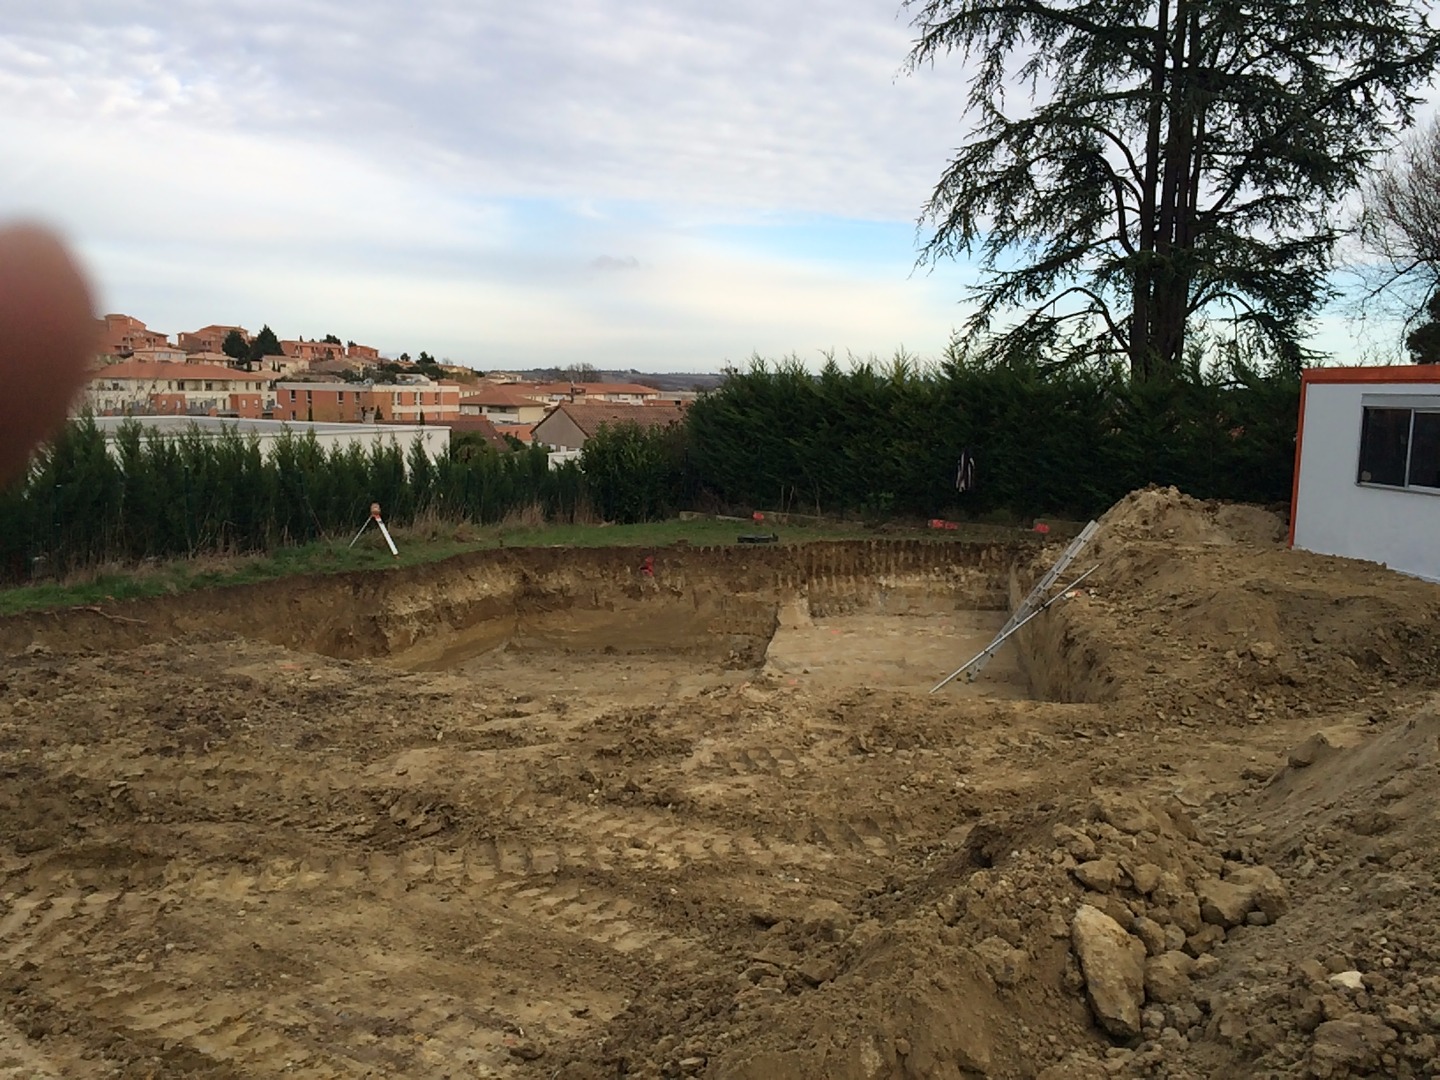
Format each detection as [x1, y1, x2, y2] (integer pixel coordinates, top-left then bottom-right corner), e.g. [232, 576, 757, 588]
[737, 533, 779, 544]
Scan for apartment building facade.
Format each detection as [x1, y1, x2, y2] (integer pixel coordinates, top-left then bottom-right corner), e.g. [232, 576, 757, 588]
[96, 314, 169, 356]
[87, 362, 270, 418]
[525, 382, 662, 405]
[273, 378, 463, 423]
[178, 324, 249, 355]
[457, 385, 551, 424]
[281, 339, 345, 362]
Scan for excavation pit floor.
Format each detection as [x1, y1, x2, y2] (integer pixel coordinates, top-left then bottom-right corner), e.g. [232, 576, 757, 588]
[762, 607, 1027, 697]
[3, 493, 1440, 1080]
[420, 607, 1028, 699]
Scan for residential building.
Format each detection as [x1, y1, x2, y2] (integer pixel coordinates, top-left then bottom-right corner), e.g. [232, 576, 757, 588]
[441, 416, 513, 453]
[252, 354, 313, 379]
[457, 385, 552, 424]
[530, 402, 685, 461]
[273, 381, 374, 423]
[186, 351, 244, 368]
[178, 324, 249, 355]
[281, 339, 345, 362]
[493, 423, 534, 446]
[86, 362, 269, 418]
[649, 390, 700, 405]
[273, 378, 463, 423]
[127, 345, 189, 365]
[347, 343, 380, 361]
[1291, 365, 1440, 582]
[380, 377, 463, 423]
[308, 357, 366, 377]
[437, 363, 477, 382]
[524, 381, 662, 405]
[96, 314, 169, 356]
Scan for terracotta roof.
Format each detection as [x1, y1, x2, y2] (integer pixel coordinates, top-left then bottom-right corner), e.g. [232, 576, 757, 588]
[441, 416, 513, 450]
[529, 381, 660, 396]
[458, 386, 543, 408]
[184, 324, 247, 337]
[539, 402, 685, 438]
[92, 361, 259, 381]
[492, 423, 534, 444]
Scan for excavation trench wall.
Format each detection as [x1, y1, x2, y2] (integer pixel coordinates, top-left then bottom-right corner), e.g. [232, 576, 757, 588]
[0, 540, 1045, 669]
[1009, 565, 1121, 703]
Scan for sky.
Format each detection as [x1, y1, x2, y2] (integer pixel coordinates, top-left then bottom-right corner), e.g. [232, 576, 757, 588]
[1, 1, 995, 372]
[1, 2, 1424, 374]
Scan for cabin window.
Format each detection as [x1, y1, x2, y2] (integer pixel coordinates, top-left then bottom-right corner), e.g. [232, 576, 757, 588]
[1358, 407, 1440, 489]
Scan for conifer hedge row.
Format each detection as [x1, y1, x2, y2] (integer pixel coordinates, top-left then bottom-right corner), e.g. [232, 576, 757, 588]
[0, 418, 586, 582]
[0, 356, 1301, 583]
[685, 357, 1300, 520]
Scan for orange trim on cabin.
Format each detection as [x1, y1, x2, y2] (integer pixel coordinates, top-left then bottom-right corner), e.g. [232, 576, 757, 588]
[1301, 365, 1440, 385]
[1287, 377, 1308, 548]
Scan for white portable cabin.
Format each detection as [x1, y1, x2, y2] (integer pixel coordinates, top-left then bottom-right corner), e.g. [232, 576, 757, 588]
[1290, 366, 1440, 582]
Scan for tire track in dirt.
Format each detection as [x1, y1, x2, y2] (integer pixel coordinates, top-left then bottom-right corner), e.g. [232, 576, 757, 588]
[0, 850, 624, 1076]
[0, 541, 1034, 1076]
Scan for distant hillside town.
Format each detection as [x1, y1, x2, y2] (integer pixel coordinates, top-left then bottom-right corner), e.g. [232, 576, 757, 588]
[84, 314, 711, 461]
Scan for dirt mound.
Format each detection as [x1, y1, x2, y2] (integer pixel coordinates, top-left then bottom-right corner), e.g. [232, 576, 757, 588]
[1021, 528, 1440, 720]
[1162, 700, 1440, 1079]
[1096, 486, 1286, 547]
[558, 791, 1294, 1079]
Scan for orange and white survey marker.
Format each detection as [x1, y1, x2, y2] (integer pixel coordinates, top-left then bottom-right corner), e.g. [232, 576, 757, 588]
[348, 501, 399, 557]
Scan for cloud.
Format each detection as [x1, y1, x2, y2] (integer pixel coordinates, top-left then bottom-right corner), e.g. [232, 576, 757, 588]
[589, 255, 642, 273]
[4, 1, 963, 214]
[0, 0, 981, 369]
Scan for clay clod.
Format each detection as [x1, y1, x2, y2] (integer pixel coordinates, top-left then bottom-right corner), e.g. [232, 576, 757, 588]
[1072, 904, 1147, 1039]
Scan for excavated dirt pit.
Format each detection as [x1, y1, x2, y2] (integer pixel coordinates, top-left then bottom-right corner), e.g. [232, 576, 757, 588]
[3, 494, 1440, 1080]
[386, 581, 1031, 699]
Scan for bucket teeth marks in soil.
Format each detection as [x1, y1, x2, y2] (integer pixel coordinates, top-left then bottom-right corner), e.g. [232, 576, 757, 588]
[795, 816, 896, 860]
[731, 746, 801, 777]
[0, 887, 127, 967]
[3, 867, 606, 1076]
[137, 840, 711, 972]
[682, 742, 804, 782]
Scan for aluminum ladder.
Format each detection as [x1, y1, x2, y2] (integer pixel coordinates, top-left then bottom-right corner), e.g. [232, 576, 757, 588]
[930, 519, 1099, 693]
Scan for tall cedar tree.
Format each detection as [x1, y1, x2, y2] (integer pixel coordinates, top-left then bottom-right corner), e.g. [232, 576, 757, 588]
[904, 0, 1440, 379]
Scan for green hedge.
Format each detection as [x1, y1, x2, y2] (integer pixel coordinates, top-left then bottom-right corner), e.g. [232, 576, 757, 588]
[0, 419, 585, 582]
[685, 355, 1299, 519]
[0, 357, 1301, 583]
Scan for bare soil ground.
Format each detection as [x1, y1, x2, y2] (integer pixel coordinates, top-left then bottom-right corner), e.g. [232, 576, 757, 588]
[0, 494, 1438, 1079]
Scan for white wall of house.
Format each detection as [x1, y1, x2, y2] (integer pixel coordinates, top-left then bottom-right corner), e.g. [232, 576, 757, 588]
[460, 402, 519, 421]
[91, 416, 450, 465]
[1293, 378, 1440, 582]
[459, 400, 550, 423]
